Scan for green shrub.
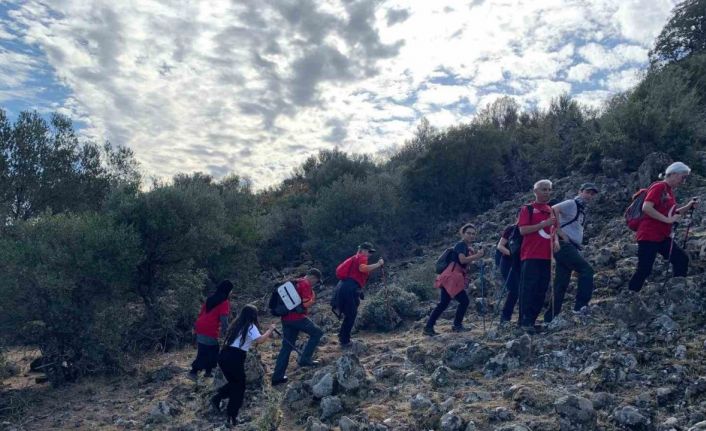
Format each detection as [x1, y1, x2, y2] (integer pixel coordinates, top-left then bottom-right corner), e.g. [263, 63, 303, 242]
[357, 285, 420, 331]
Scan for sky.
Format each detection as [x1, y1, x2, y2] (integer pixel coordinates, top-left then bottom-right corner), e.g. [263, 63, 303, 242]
[0, 0, 676, 189]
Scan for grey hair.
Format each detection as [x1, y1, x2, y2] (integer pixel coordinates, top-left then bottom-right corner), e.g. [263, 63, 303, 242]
[533, 179, 552, 190]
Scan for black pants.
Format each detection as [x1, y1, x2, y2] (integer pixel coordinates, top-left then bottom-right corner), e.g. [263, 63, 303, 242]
[544, 241, 594, 322]
[272, 317, 323, 381]
[191, 342, 219, 374]
[215, 346, 247, 423]
[426, 288, 470, 329]
[338, 279, 361, 345]
[500, 256, 521, 322]
[628, 238, 689, 292]
[519, 259, 551, 327]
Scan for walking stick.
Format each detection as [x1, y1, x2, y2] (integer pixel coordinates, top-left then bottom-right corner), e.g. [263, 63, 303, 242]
[661, 221, 679, 290]
[273, 328, 303, 356]
[479, 261, 487, 334]
[683, 206, 696, 248]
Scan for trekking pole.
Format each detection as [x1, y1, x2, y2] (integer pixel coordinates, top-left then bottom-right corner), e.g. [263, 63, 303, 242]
[273, 328, 303, 356]
[479, 261, 486, 335]
[661, 221, 679, 290]
[490, 265, 513, 332]
[683, 207, 696, 248]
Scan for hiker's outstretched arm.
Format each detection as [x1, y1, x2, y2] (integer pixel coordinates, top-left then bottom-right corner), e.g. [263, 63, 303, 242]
[676, 198, 698, 214]
[360, 259, 384, 272]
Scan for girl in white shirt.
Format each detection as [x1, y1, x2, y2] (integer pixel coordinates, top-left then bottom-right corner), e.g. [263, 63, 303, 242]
[212, 304, 275, 425]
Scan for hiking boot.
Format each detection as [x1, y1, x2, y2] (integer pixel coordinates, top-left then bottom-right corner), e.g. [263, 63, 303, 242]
[520, 325, 536, 334]
[451, 325, 470, 332]
[572, 306, 591, 316]
[186, 370, 198, 381]
[423, 326, 438, 336]
[271, 376, 289, 386]
[298, 360, 320, 368]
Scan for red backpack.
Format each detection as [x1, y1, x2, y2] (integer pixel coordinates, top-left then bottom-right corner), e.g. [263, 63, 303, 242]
[624, 182, 665, 231]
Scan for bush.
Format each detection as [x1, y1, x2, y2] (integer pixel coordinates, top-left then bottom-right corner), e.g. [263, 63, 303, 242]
[397, 261, 438, 301]
[0, 213, 141, 385]
[356, 285, 419, 331]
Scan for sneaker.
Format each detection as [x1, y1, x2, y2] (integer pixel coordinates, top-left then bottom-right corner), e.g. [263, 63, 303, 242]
[271, 376, 289, 386]
[423, 327, 438, 336]
[451, 325, 470, 332]
[186, 371, 198, 381]
[572, 306, 591, 316]
[298, 360, 320, 367]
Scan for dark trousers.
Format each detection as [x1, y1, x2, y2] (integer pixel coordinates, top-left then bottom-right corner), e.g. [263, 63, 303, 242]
[191, 342, 219, 374]
[272, 317, 323, 380]
[628, 239, 689, 292]
[500, 256, 521, 322]
[519, 259, 551, 327]
[426, 288, 470, 329]
[215, 346, 247, 423]
[544, 242, 594, 322]
[338, 279, 361, 344]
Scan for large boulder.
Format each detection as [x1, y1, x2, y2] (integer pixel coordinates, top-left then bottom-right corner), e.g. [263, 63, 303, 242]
[638, 152, 671, 187]
[336, 355, 366, 392]
[554, 395, 596, 431]
[444, 341, 494, 370]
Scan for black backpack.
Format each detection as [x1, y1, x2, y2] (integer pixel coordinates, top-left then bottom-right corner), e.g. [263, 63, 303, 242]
[434, 248, 454, 274]
[507, 204, 533, 257]
[268, 280, 304, 317]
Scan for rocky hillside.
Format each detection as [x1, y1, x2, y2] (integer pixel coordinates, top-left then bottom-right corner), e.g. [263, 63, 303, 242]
[3, 153, 706, 431]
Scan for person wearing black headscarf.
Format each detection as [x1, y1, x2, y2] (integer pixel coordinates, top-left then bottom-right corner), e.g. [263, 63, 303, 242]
[188, 280, 233, 380]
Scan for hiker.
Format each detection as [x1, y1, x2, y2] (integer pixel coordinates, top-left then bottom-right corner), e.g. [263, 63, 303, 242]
[497, 224, 521, 325]
[517, 179, 559, 333]
[212, 304, 275, 426]
[271, 268, 324, 386]
[189, 280, 233, 380]
[335, 242, 384, 347]
[544, 183, 599, 323]
[628, 162, 698, 292]
[424, 223, 484, 335]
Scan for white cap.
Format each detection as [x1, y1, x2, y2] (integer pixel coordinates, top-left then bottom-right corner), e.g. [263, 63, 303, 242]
[665, 162, 691, 176]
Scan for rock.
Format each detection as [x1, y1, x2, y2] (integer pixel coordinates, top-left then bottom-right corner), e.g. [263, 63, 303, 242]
[284, 382, 310, 404]
[404, 372, 419, 383]
[659, 417, 679, 430]
[372, 365, 401, 381]
[432, 366, 451, 388]
[306, 416, 331, 431]
[489, 406, 513, 421]
[440, 410, 464, 431]
[245, 350, 266, 386]
[146, 401, 180, 424]
[601, 158, 626, 177]
[656, 387, 677, 407]
[444, 341, 494, 370]
[493, 424, 531, 431]
[689, 421, 706, 430]
[686, 377, 706, 401]
[505, 335, 532, 362]
[465, 421, 477, 431]
[143, 364, 181, 384]
[311, 372, 335, 399]
[339, 416, 359, 431]
[320, 396, 343, 421]
[591, 392, 616, 410]
[411, 393, 433, 411]
[554, 394, 596, 430]
[613, 405, 650, 429]
[547, 315, 572, 331]
[675, 345, 687, 360]
[336, 355, 366, 392]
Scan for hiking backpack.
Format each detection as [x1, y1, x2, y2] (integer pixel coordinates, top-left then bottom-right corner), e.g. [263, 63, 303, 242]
[434, 248, 454, 274]
[507, 204, 533, 256]
[268, 280, 303, 317]
[624, 182, 665, 232]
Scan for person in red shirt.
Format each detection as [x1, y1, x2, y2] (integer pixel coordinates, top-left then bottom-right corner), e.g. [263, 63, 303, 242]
[517, 180, 559, 333]
[189, 280, 233, 380]
[271, 268, 323, 386]
[628, 162, 698, 292]
[335, 242, 384, 347]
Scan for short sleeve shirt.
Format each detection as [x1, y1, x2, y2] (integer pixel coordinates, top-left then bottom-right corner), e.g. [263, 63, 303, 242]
[348, 254, 370, 288]
[452, 241, 470, 269]
[194, 301, 230, 339]
[229, 324, 261, 351]
[282, 278, 314, 322]
[637, 181, 676, 242]
[517, 202, 554, 261]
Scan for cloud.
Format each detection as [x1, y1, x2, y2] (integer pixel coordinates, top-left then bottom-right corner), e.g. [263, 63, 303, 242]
[0, 0, 676, 188]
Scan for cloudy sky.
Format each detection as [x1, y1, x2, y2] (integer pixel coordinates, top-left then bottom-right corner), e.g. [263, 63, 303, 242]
[0, 0, 676, 188]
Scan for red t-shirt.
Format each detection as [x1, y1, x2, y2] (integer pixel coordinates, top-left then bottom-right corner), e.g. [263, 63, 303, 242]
[517, 202, 554, 261]
[194, 300, 230, 338]
[637, 181, 676, 242]
[282, 278, 315, 322]
[341, 254, 369, 288]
